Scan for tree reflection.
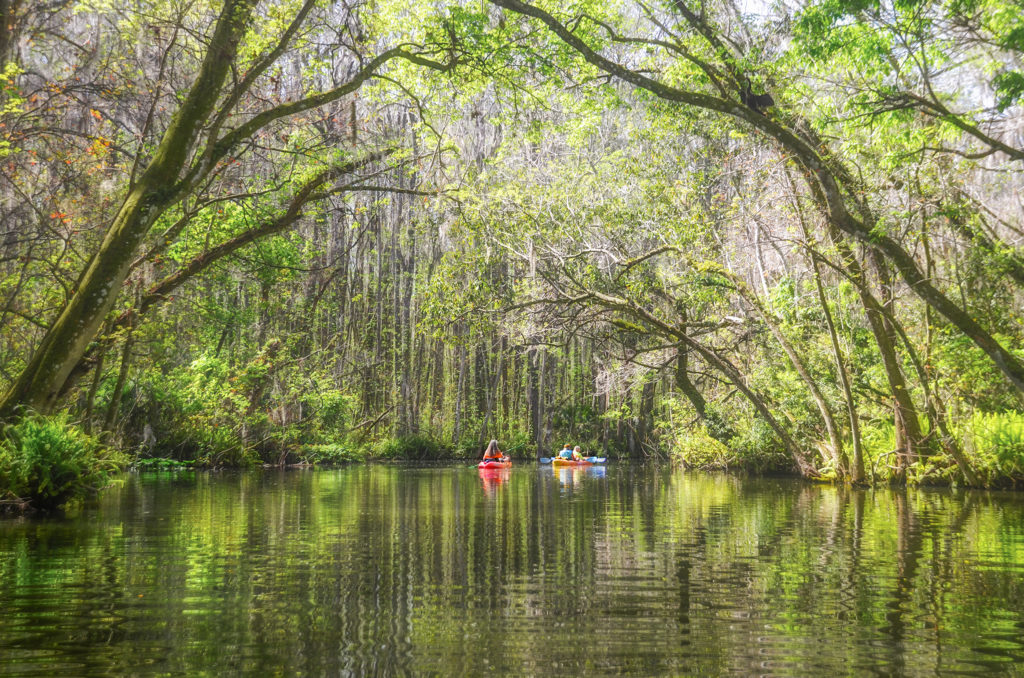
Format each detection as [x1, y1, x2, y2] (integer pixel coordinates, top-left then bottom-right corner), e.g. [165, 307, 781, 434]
[0, 467, 1022, 675]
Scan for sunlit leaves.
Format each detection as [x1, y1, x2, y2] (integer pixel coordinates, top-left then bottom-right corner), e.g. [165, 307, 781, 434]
[993, 70, 1024, 111]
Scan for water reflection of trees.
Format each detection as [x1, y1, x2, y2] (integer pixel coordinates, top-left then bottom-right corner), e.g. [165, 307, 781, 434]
[0, 468, 1022, 674]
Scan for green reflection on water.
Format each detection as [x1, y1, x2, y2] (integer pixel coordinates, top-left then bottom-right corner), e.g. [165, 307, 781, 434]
[1, 465, 1024, 676]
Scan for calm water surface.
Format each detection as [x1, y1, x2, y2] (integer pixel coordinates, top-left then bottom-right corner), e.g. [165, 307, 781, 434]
[1, 464, 1024, 676]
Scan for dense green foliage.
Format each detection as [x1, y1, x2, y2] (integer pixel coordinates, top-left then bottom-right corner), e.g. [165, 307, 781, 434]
[1, 0, 1024, 487]
[0, 413, 126, 510]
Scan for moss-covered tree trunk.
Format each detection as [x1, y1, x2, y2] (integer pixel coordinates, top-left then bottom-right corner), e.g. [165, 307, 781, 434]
[0, 0, 255, 419]
[488, 0, 1024, 398]
[0, 0, 20, 69]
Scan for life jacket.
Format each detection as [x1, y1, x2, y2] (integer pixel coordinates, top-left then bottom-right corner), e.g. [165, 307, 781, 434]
[558, 448, 573, 459]
[483, 448, 503, 460]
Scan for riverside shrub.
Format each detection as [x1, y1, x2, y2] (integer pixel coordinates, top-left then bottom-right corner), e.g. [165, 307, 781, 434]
[966, 411, 1024, 484]
[669, 426, 736, 469]
[372, 434, 454, 460]
[0, 413, 126, 510]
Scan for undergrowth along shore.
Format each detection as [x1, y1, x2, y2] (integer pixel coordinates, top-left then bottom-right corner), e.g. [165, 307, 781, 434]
[3, 411, 1024, 513]
[0, 413, 127, 513]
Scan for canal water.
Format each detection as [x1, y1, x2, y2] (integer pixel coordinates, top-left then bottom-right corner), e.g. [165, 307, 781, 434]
[1, 464, 1023, 676]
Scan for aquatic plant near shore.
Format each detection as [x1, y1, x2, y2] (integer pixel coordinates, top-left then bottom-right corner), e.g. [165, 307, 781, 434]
[0, 413, 126, 511]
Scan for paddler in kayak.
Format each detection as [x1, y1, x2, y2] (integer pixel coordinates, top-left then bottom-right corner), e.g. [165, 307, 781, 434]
[482, 439, 508, 464]
[556, 444, 573, 460]
[572, 445, 584, 461]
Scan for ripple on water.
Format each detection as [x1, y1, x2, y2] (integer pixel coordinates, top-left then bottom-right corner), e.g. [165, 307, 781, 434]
[3, 466, 1024, 676]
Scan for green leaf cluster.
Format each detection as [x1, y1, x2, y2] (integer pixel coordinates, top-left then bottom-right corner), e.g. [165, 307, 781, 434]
[0, 412, 126, 510]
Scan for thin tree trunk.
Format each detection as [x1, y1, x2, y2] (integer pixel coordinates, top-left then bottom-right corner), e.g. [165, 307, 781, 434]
[734, 278, 847, 476]
[82, 345, 106, 435]
[452, 339, 467, 446]
[786, 167, 864, 482]
[638, 377, 656, 453]
[870, 249, 922, 479]
[526, 342, 541, 459]
[432, 339, 445, 432]
[813, 214, 925, 479]
[810, 252, 865, 482]
[102, 328, 135, 434]
[500, 335, 510, 436]
[675, 308, 734, 443]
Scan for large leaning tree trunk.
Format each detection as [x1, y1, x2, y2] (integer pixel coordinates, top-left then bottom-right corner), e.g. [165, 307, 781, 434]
[0, 0, 256, 418]
[486, 0, 1024, 399]
[48, 152, 401, 402]
[0, 0, 20, 69]
[0, 0, 450, 419]
[727, 270, 848, 477]
[577, 287, 818, 476]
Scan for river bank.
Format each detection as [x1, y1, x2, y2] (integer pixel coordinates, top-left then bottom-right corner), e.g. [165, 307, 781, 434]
[4, 408, 1024, 515]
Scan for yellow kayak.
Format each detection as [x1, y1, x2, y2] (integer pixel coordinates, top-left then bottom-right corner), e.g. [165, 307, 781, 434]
[552, 457, 593, 467]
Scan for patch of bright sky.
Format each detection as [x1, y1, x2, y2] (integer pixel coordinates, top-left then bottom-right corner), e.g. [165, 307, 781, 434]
[736, 0, 774, 15]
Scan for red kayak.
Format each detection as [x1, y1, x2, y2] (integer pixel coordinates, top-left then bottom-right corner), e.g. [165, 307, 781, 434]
[478, 458, 511, 468]
[478, 464, 510, 494]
